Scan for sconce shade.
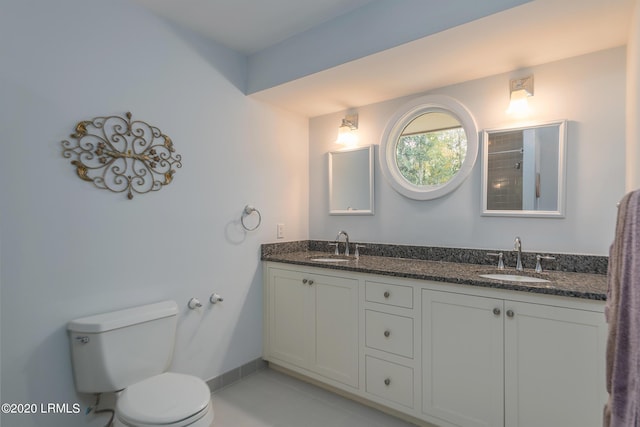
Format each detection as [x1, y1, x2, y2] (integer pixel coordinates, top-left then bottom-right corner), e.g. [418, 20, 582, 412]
[336, 114, 358, 146]
[507, 76, 533, 116]
[507, 89, 530, 115]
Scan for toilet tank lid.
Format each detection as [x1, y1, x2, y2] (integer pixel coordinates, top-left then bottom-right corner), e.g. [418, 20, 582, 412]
[67, 300, 178, 333]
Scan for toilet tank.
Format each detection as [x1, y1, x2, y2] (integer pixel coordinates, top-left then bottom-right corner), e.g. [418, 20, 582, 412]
[67, 300, 179, 393]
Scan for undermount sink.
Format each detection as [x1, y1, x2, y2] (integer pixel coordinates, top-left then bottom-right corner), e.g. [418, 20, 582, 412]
[308, 255, 352, 263]
[479, 273, 550, 283]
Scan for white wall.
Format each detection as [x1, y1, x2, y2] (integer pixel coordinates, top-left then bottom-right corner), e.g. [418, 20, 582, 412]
[0, 1, 308, 426]
[310, 48, 626, 256]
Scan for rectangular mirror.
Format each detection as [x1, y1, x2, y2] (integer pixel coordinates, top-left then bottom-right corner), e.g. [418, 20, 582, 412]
[329, 145, 374, 215]
[481, 120, 567, 217]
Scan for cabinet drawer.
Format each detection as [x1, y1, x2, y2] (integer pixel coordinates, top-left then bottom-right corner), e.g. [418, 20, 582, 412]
[365, 356, 414, 408]
[365, 310, 413, 358]
[365, 281, 413, 308]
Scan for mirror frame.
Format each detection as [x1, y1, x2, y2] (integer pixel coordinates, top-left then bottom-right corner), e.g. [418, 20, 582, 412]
[481, 119, 567, 218]
[329, 145, 375, 215]
[380, 94, 479, 200]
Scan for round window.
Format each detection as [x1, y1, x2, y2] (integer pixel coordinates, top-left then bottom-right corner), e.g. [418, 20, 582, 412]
[380, 95, 478, 200]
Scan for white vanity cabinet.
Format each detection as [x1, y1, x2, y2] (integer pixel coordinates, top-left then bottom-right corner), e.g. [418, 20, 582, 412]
[421, 289, 607, 427]
[263, 265, 359, 389]
[363, 279, 418, 411]
[263, 261, 607, 427]
[421, 290, 504, 427]
[503, 300, 607, 427]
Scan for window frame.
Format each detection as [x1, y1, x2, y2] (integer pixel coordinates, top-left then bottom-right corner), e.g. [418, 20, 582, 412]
[379, 95, 479, 200]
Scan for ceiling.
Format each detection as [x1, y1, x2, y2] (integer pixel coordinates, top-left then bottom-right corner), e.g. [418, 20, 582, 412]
[134, 0, 377, 54]
[136, 0, 635, 117]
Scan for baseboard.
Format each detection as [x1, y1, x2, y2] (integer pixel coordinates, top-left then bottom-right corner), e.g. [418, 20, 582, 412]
[206, 358, 268, 393]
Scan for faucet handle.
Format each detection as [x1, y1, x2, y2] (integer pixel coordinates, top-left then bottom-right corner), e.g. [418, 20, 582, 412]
[487, 252, 504, 270]
[355, 244, 366, 259]
[535, 255, 556, 273]
[328, 242, 339, 255]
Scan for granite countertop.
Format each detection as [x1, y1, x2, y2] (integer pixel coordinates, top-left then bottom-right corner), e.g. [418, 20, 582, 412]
[262, 250, 608, 301]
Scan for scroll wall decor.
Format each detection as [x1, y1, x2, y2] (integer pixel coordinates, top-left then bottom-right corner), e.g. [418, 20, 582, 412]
[61, 112, 182, 199]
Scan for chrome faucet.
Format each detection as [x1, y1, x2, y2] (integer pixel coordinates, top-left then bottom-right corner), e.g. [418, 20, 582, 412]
[336, 230, 350, 256]
[514, 236, 523, 271]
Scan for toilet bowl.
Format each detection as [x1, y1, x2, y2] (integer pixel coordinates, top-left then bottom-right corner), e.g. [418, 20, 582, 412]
[113, 373, 214, 427]
[67, 301, 214, 427]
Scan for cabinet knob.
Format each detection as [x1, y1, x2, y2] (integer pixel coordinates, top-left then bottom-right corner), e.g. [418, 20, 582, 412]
[302, 278, 308, 284]
[493, 307, 501, 316]
[383, 291, 390, 298]
[384, 378, 391, 386]
[308, 280, 314, 285]
[384, 330, 391, 338]
[506, 309, 515, 318]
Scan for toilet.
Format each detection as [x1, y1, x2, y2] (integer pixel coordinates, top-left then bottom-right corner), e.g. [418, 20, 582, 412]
[67, 300, 214, 427]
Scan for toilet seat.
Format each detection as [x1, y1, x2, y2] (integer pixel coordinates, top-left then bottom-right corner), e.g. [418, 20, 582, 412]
[116, 372, 212, 426]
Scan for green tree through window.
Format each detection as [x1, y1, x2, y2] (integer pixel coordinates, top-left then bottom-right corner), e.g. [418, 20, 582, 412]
[396, 127, 467, 186]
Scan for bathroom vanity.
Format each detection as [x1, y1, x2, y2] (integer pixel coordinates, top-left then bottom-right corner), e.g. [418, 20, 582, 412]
[262, 245, 607, 427]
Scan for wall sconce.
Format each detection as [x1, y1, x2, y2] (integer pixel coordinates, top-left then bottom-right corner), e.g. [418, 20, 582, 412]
[336, 114, 358, 147]
[506, 75, 534, 116]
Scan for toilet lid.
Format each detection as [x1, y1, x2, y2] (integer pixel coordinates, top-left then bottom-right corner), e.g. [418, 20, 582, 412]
[117, 372, 210, 425]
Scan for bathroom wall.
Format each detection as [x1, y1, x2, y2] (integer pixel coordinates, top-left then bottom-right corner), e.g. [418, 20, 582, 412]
[309, 47, 627, 256]
[0, 1, 308, 426]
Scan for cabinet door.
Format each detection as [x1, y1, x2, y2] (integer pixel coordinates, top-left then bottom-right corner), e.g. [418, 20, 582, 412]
[268, 268, 312, 369]
[267, 267, 359, 388]
[504, 301, 607, 427]
[312, 274, 359, 388]
[422, 290, 504, 427]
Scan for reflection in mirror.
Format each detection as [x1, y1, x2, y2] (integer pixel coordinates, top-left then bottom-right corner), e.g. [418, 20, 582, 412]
[329, 145, 374, 215]
[482, 120, 567, 217]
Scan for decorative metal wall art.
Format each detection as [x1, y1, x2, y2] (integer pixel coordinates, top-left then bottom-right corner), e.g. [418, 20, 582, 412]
[61, 112, 182, 199]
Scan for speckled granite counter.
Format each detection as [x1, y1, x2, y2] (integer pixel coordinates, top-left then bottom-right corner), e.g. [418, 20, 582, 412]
[262, 242, 608, 301]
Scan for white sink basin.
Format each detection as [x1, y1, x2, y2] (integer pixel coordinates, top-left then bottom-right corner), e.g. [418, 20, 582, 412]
[309, 257, 351, 263]
[479, 273, 550, 283]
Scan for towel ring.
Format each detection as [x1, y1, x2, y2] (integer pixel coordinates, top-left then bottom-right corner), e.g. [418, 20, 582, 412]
[241, 205, 262, 231]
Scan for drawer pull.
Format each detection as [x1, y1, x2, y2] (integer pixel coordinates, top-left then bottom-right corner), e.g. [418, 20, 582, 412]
[383, 291, 390, 298]
[384, 330, 391, 338]
[384, 378, 391, 386]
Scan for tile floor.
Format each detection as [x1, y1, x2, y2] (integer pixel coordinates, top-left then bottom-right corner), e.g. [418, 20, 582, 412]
[211, 367, 420, 427]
